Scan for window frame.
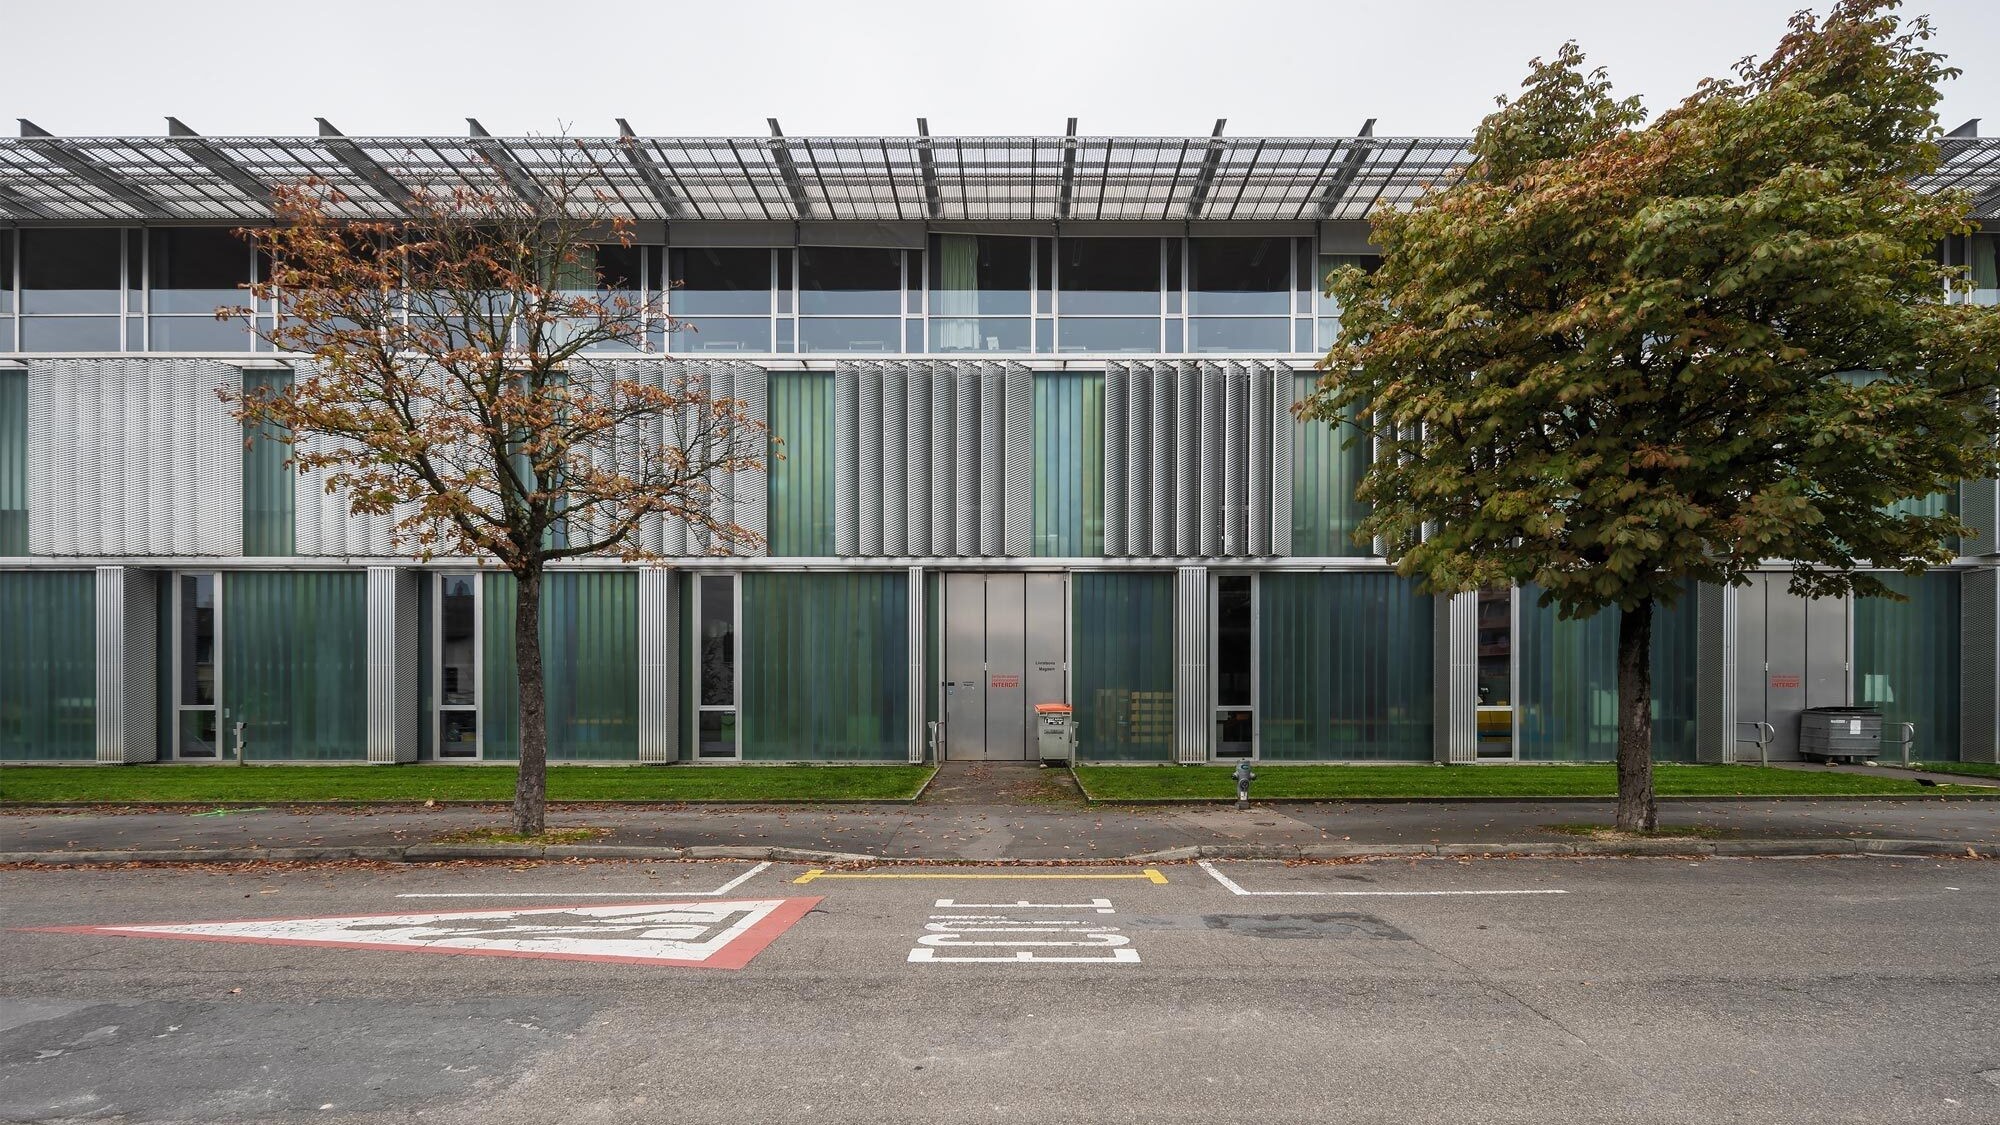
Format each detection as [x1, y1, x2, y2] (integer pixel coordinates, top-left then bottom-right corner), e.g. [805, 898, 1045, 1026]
[692, 570, 742, 760]
[433, 571, 483, 761]
[1209, 571, 1258, 761]
[172, 569, 223, 760]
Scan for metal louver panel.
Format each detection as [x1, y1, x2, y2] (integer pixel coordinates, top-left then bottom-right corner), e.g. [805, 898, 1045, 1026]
[1695, 582, 1739, 764]
[1433, 591, 1478, 763]
[906, 364, 932, 557]
[1963, 479, 1998, 558]
[954, 362, 981, 554]
[729, 362, 769, 557]
[638, 566, 681, 762]
[880, 363, 908, 555]
[929, 362, 954, 557]
[1175, 361, 1200, 558]
[1102, 363, 1127, 556]
[1175, 565, 1210, 763]
[834, 362, 859, 556]
[978, 363, 1004, 556]
[95, 565, 158, 763]
[1270, 367, 1295, 556]
[858, 362, 884, 556]
[1248, 363, 1272, 556]
[1003, 363, 1034, 557]
[1126, 362, 1150, 556]
[661, 360, 691, 556]
[1198, 363, 1224, 557]
[1963, 568, 1999, 763]
[29, 359, 242, 557]
[365, 566, 420, 763]
[1223, 362, 1248, 556]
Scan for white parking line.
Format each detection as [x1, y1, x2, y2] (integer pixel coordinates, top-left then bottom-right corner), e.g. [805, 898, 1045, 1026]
[1198, 860, 1570, 897]
[396, 862, 773, 899]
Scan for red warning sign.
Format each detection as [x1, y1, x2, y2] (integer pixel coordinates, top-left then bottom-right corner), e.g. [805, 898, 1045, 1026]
[991, 673, 1021, 689]
[1769, 674, 1801, 689]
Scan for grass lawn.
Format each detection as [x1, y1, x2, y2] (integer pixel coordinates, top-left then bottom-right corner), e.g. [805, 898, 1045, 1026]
[1070, 763, 1986, 801]
[0, 764, 936, 804]
[1909, 761, 2000, 780]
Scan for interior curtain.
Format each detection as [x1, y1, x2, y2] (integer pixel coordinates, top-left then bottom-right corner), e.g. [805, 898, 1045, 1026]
[935, 235, 980, 350]
[1974, 233, 1998, 291]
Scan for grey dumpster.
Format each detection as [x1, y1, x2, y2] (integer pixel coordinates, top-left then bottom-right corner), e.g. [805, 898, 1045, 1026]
[1036, 703, 1073, 764]
[1798, 707, 1882, 762]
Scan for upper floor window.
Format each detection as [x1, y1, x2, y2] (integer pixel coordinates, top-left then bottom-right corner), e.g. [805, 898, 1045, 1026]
[671, 247, 771, 316]
[18, 228, 122, 350]
[931, 234, 1031, 352]
[149, 227, 255, 351]
[1189, 237, 1290, 352]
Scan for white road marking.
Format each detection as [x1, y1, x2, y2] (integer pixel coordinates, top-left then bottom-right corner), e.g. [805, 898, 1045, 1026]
[1198, 860, 1570, 897]
[908, 899, 1142, 964]
[396, 861, 773, 899]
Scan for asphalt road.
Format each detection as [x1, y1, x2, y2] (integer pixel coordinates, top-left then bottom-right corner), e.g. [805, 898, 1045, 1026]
[4, 855, 1999, 1124]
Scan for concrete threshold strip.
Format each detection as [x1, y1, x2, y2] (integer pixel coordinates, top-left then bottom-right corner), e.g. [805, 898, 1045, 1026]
[0, 839, 1991, 868]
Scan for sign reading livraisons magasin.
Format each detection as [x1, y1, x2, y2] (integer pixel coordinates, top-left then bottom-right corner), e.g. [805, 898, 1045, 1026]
[29, 899, 821, 969]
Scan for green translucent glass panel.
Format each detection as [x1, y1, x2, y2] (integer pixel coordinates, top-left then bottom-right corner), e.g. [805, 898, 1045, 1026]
[1885, 487, 1960, 556]
[240, 369, 295, 556]
[0, 368, 26, 555]
[0, 571, 96, 759]
[1072, 572, 1174, 761]
[1516, 584, 1699, 761]
[768, 372, 834, 556]
[223, 571, 366, 760]
[483, 571, 640, 760]
[1034, 372, 1105, 556]
[1291, 374, 1370, 556]
[1259, 573, 1433, 760]
[740, 571, 907, 760]
[1854, 572, 1959, 759]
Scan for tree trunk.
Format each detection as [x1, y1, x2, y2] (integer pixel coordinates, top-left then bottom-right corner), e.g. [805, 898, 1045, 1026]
[1615, 596, 1657, 833]
[512, 567, 548, 836]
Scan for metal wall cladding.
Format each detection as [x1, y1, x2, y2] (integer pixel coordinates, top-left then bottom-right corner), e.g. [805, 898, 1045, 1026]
[637, 566, 681, 762]
[1174, 566, 1210, 763]
[570, 360, 770, 559]
[28, 359, 243, 556]
[94, 565, 158, 763]
[365, 567, 420, 763]
[1695, 583, 1738, 763]
[832, 361, 1034, 558]
[1964, 479, 1998, 558]
[1434, 591, 1478, 763]
[1101, 361, 1289, 559]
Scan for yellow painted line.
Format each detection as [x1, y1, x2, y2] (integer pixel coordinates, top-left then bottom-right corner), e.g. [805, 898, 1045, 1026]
[793, 868, 1168, 885]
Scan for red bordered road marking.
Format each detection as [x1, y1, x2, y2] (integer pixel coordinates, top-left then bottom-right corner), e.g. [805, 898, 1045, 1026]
[23, 897, 821, 970]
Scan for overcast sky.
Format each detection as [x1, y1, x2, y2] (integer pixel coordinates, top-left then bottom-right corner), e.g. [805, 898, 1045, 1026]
[2, 0, 1994, 138]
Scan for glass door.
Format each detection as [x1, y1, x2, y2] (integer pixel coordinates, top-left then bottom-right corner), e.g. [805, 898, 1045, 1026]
[695, 573, 740, 759]
[175, 572, 220, 758]
[435, 573, 481, 759]
[1476, 587, 1516, 759]
[1212, 573, 1255, 759]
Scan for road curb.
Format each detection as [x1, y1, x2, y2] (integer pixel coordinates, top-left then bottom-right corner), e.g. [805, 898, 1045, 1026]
[0, 838, 1986, 867]
[1071, 793, 2000, 805]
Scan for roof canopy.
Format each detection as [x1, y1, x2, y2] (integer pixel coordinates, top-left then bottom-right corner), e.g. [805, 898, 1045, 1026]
[0, 122, 1995, 226]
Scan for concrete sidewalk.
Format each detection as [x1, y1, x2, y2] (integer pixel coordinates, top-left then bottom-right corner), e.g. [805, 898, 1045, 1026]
[5, 792, 1998, 864]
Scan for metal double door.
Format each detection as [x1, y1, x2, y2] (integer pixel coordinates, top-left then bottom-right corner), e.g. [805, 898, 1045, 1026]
[942, 573, 1068, 761]
[1733, 575, 1851, 760]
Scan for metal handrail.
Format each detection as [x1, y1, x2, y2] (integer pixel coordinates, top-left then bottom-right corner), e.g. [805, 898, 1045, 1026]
[1889, 722, 1918, 768]
[1735, 721, 1776, 768]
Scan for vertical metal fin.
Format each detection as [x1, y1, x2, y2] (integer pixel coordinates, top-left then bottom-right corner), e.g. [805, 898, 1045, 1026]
[366, 566, 419, 763]
[1126, 361, 1150, 556]
[1175, 360, 1199, 558]
[1150, 362, 1175, 558]
[879, 362, 907, 556]
[833, 361, 859, 557]
[930, 362, 955, 556]
[638, 567, 682, 762]
[1175, 565, 1210, 763]
[1694, 582, 1739, 763]
[1102, 362, 1127, 556]
[978, 362, 1005, 556]
[1434, 591, 1478, 763]
[906, 363, 932, 557]
[731, 362, 769, 557]
[1198, 362, 1224, 557]
[1003, 362, 1034, 556]
[1223, 361, 1248, 556]
[1248, 363, 1272, 556]
[95, 566, 159, 763]
[1270, 366, 1296, 557]
[954, 362, 981, 555]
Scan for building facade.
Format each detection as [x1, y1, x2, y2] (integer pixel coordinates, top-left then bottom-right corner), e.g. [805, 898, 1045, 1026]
[1, 123, 1997, 768]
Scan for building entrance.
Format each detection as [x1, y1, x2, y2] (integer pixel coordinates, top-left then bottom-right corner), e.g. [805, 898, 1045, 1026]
[942, 573, 1068, 761]
[1734, 575, 1851, 761]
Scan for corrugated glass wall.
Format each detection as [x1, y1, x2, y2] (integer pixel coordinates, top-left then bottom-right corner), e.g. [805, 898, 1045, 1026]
[240, 369, 294, 556]
[1291, 374, 1371, 557]
[1033, 372, 1105, 556]
[1072, 571, 1174, 761]
[223, 571, 367, 760]
[1259, 572, 1433, 760]
[0, 571, 96, 759]
[483, 571, 640, 760]
[740, 570, 908, 760]
[1516, 583, 1699, 761]
[0, 368, 27, 555]
[767, 372, 834, 556]
[1854, 572, 1960, 760]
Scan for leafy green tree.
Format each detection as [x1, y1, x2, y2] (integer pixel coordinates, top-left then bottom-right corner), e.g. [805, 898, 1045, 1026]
[1304, 0, 2000, 830]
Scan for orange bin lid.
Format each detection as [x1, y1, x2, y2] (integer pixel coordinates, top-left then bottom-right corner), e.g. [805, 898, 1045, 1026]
[1034, 703, 1072, 714]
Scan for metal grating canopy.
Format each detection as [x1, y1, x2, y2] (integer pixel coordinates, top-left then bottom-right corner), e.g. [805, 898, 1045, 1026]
[1, 131, 1995, 225]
